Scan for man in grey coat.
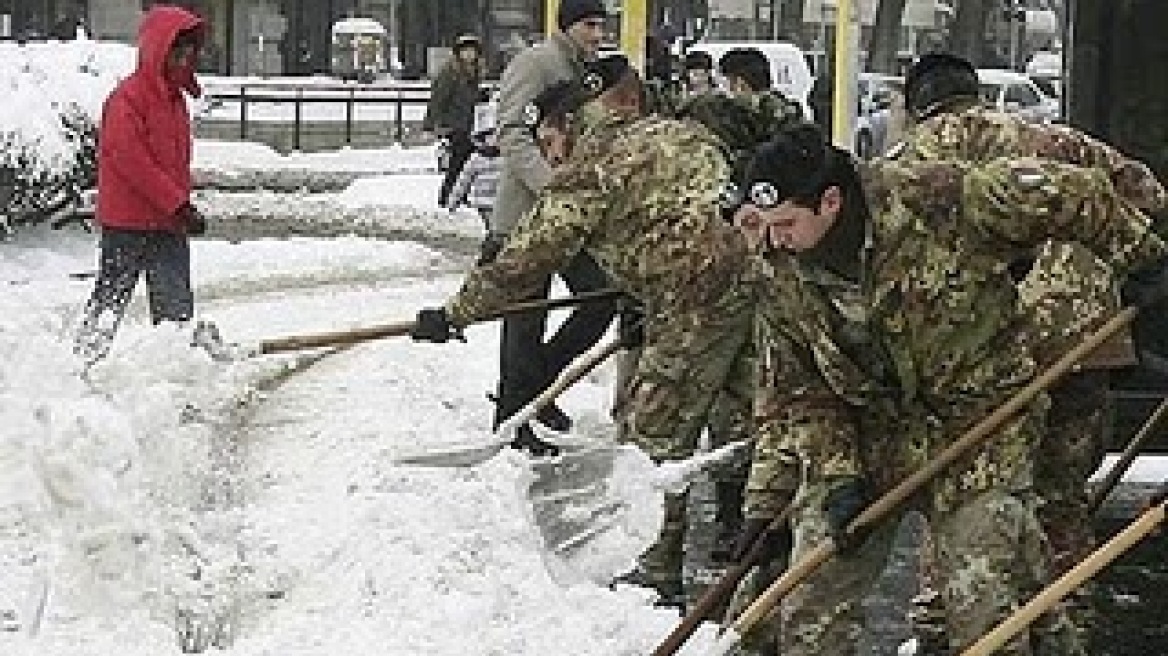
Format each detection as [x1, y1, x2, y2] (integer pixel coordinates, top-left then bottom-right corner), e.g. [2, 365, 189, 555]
[488, 0, 617, 454]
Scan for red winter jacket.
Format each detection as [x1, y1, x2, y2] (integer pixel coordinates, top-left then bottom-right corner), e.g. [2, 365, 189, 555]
[96, 6, 205, 233]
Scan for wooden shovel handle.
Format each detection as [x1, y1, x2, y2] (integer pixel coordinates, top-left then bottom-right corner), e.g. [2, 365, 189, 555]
[651, 507, 795, 656]
[257, 289, 624, 356]
[959, 496, 1167, 656]
[259, 319, 417, 354]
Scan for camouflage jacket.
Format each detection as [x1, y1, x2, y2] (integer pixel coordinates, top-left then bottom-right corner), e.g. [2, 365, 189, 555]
[747, 157, 1166, 516]
[895, 102, 1168, 367]
[446, 111, 750, 327]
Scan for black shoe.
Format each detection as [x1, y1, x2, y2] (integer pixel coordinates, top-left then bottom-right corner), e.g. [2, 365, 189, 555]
[509, 424, 561, 458]
[535, 402, 572, 432]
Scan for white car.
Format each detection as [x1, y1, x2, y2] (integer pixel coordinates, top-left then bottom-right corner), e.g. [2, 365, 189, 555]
[976, 68, 1060, 124]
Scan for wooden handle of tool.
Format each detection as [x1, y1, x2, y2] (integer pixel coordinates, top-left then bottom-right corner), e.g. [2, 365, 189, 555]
[959, 497, 1166, 656]
[652, 508, 794, 656]
[497, 339, 623, 436]
[257, 289, 623, 356]
[259, 319, 417, 354]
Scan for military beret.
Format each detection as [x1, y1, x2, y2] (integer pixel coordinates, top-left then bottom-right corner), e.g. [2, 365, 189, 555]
[744, 123, 834, 206]
[904, 52, 979, 117]
[583, 53, 633, 96]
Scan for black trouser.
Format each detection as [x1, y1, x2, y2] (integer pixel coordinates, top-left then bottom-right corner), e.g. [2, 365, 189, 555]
[81, 227, 193, 329]
[438, 130, 474, 207]
[492, 251, 616, 427]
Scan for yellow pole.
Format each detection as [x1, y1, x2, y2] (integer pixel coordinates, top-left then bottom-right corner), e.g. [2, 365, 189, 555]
[621, 0, 648, 71]
[831, 0, 859, 150]
[546, 0, 561, 37]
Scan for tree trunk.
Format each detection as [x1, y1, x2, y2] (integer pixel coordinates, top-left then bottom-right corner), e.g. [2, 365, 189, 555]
[946, 0, 991, 65]
[868, 0, 909, 73]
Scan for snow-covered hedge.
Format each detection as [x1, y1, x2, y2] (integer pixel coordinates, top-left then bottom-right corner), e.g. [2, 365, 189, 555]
[0, 39, 134, 236]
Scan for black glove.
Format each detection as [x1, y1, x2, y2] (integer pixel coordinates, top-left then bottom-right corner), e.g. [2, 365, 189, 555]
[822, 477, 871, 555]
[617, 305, 645, 349]
[410, 308, 463, 343]
[477, 234, 505, 266]
[731, 516, 793, 565]
[177, 203, 206, 236]
[1121, 256, 1168, 308]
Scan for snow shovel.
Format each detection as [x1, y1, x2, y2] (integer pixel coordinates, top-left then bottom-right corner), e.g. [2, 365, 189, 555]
[959, 490, 1167, 656]
[252, 288, 623, 356]
[704, 307, 1138, 656]
[1088, 395, 1168, 515]
[394, 337, 625, 467]
[527, 432, 752, 585]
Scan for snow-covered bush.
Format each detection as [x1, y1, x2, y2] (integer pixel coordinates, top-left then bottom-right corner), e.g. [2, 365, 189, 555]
[0, 105, 97, 234]
[0, 39, 133, 237]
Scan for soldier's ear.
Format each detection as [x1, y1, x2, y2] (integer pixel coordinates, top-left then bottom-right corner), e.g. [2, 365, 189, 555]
[820, 185, 843, 217]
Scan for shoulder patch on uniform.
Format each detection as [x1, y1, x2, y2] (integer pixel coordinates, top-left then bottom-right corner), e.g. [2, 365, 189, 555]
[522, 102, 541, 127]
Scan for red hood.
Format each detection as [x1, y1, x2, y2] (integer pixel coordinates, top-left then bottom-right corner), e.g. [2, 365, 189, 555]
[136, 5, 206, 99]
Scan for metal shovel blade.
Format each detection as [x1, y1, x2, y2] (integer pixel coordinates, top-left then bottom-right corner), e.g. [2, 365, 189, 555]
[525, 429, 753, 585]
[526, 437, 665, 585]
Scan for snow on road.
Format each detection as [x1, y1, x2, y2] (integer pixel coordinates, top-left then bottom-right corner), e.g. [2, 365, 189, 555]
[0, 216, 718, 655]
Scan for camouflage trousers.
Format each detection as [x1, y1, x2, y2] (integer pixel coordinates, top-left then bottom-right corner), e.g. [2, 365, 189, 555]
[1034, 371, 1110, 575]
[773, 484, 1085, 656]
[612, 285, 757, 603]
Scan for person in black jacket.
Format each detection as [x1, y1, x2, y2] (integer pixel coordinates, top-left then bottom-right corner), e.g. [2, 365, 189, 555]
[424, 34, 483, 207]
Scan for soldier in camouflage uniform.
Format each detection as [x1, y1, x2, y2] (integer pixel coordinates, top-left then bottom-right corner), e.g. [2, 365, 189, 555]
[894, 53, 1168, 649]
[733, 124, 1166, 656]
[411, 62, 789, 608]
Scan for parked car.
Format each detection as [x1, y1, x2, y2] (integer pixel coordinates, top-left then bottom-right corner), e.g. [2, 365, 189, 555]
[976, 68, 1060, 123]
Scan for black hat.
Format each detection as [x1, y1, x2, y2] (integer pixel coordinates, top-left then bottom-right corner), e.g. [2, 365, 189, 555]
[904, 52, 979, 118]
[454, 34, 481, 51]
[684, 50, 713, 71]
[582, 53, 632, 95]
[557, 0, 607, 31]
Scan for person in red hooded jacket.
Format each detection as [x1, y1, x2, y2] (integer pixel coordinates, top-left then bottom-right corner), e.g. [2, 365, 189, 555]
[75, 5, 209, 363]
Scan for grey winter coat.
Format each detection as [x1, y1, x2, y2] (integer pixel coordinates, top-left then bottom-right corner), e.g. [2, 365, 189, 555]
[490, 32, 589, 237]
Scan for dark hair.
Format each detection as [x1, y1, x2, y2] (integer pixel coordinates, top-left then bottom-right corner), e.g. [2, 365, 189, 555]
[718, 48, 771, 92]
[745, 123, 860, 209]
[684, 50, 713, 72]
[529, 80, 590, 130]
[904, 52, 979, 119]
[171, 27, 201, 50]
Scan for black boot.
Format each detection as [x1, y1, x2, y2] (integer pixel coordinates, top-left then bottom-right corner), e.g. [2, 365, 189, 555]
[509, 424, 560, 458]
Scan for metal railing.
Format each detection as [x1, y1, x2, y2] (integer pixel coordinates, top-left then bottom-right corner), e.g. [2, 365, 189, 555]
[198, 80, 495, 151]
